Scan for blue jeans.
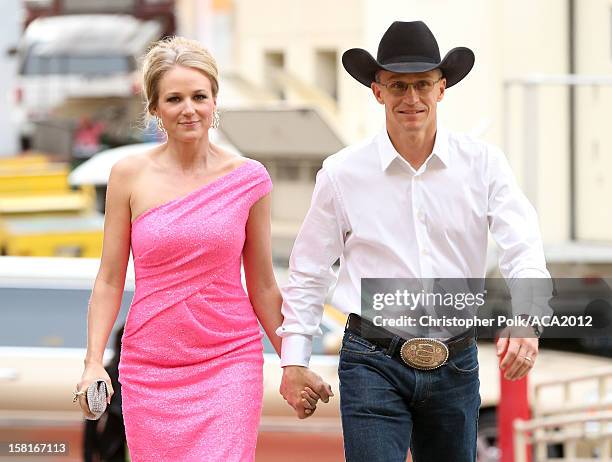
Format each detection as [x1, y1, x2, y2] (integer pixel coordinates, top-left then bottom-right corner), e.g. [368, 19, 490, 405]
[338, 330, 480, 462]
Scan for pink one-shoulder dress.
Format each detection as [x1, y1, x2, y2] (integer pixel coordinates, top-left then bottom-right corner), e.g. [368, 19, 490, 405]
[118, 159, 271, 461]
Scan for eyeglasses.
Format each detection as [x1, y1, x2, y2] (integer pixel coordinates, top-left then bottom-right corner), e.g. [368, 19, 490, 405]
[376, 78, 442, 96]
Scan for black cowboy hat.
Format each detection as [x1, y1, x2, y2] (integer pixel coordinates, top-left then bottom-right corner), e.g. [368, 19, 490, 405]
[342, 21, 475, 88]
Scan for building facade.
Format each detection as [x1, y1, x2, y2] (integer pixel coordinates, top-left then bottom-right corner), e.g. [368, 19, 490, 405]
[230, 0, 612, 245]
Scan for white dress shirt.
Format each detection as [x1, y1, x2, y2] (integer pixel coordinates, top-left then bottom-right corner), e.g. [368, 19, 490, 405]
[277, 126, 550, 367]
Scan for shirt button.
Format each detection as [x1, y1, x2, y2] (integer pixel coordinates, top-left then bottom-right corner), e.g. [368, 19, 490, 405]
[417, 210, 425, 222]
[421, 248, 429, 256]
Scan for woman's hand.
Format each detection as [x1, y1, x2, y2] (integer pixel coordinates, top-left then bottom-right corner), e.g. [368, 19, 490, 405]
[76, 362, 114, 417]
[300, 386, 321, 415]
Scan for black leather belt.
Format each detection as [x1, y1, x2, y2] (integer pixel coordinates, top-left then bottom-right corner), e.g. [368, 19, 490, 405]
[346, 313, 475, 370]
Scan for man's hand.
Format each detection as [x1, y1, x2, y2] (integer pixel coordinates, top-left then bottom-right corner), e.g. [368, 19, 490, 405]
[280, 366, 334, 419]
[496, 326, 538, 380]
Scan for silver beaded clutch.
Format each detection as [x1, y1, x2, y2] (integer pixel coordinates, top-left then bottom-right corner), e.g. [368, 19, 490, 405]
[85, 380, 108, 420]
[74, 379, 108, 420]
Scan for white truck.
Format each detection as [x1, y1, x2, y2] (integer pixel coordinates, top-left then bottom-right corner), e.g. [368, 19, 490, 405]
[13, 14, 162, 146]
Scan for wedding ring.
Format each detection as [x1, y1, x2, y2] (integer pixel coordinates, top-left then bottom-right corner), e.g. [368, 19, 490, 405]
[524, 356, 533, 362]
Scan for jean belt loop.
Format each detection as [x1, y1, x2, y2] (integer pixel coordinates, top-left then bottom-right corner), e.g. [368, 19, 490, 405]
[385, 335, 401, 358]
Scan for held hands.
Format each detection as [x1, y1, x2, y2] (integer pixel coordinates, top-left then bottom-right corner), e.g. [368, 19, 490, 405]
[496, 326, 539, 381]
[280, 366, 334, 419]
[75, 361, 114, 416]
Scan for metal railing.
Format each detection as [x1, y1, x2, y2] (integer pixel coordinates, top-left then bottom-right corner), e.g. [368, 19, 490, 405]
[513, 367, 612, 461]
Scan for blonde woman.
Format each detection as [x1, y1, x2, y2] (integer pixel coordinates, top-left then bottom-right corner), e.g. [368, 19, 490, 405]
[77, 37, 331, 461]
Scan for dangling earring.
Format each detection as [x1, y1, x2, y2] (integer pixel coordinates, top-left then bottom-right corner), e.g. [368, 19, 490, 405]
[211, 109, 220, 129]
[156, 116, 166, 134]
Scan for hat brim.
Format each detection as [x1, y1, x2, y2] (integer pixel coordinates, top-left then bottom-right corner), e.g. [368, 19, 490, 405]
[342, 46, 475, 88]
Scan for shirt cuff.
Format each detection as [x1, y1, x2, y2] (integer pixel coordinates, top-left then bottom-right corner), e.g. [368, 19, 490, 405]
[511, 268, 550, 279]
[508, 276, 554, 318]
[280, 333, 313, 367]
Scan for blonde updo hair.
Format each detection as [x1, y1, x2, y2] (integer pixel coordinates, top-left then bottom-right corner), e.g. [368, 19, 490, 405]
[141, 36, 219, 117]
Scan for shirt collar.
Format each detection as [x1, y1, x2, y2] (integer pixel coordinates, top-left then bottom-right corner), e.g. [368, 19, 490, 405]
[431, 125, 450, 167]
[376, 124, 450, 172]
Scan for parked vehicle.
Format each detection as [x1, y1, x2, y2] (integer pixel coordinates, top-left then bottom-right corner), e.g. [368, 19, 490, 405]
[14, 14, 162, 146]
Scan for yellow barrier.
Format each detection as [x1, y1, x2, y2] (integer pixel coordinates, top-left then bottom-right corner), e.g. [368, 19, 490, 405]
[0, 154, 51, 171]
[0, 214, 104, 258]
[0, 169, 74, 195]
[0, 155, 102, 257]
[0, 191, 95, 214]
[0, 154, 50, 166]
[0, 154, 104, 258]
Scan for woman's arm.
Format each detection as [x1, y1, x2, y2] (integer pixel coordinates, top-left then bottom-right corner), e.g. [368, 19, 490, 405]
[244, 191, 324, 417]
[242, 193, 283, 357]
[78, 158, 136, 403]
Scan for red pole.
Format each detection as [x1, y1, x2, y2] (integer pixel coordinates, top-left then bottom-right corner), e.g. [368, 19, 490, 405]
[498, 359, 531, 462]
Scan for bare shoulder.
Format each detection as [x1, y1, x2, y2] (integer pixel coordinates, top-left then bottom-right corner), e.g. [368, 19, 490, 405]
[213, 145, 253, 170]
[110, 149, 155, 178]
[108, 146, 161, 191]
[231, 155, 268, 179]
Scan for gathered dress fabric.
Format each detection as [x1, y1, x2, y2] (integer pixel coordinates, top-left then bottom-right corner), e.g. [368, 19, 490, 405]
[118, 159, 272, 461]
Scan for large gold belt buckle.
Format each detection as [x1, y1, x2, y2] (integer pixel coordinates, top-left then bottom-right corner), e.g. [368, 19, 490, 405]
[400, 338, 449, 370]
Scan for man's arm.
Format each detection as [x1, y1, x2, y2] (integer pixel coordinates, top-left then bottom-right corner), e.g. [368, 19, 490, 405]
[487, 147, 552, 380]
[278, 167, 348, 416]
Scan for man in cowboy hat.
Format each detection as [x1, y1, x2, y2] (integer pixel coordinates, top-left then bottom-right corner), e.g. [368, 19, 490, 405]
[279, 21, 549, 461]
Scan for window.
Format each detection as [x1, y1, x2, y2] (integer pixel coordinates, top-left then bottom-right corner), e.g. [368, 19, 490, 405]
[315, 50, 338, 101]
[264, 51, 285, 99]
[277, 163, 301, 181]
[62, 0, 134, 13]
[22, 53, 132, 76]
